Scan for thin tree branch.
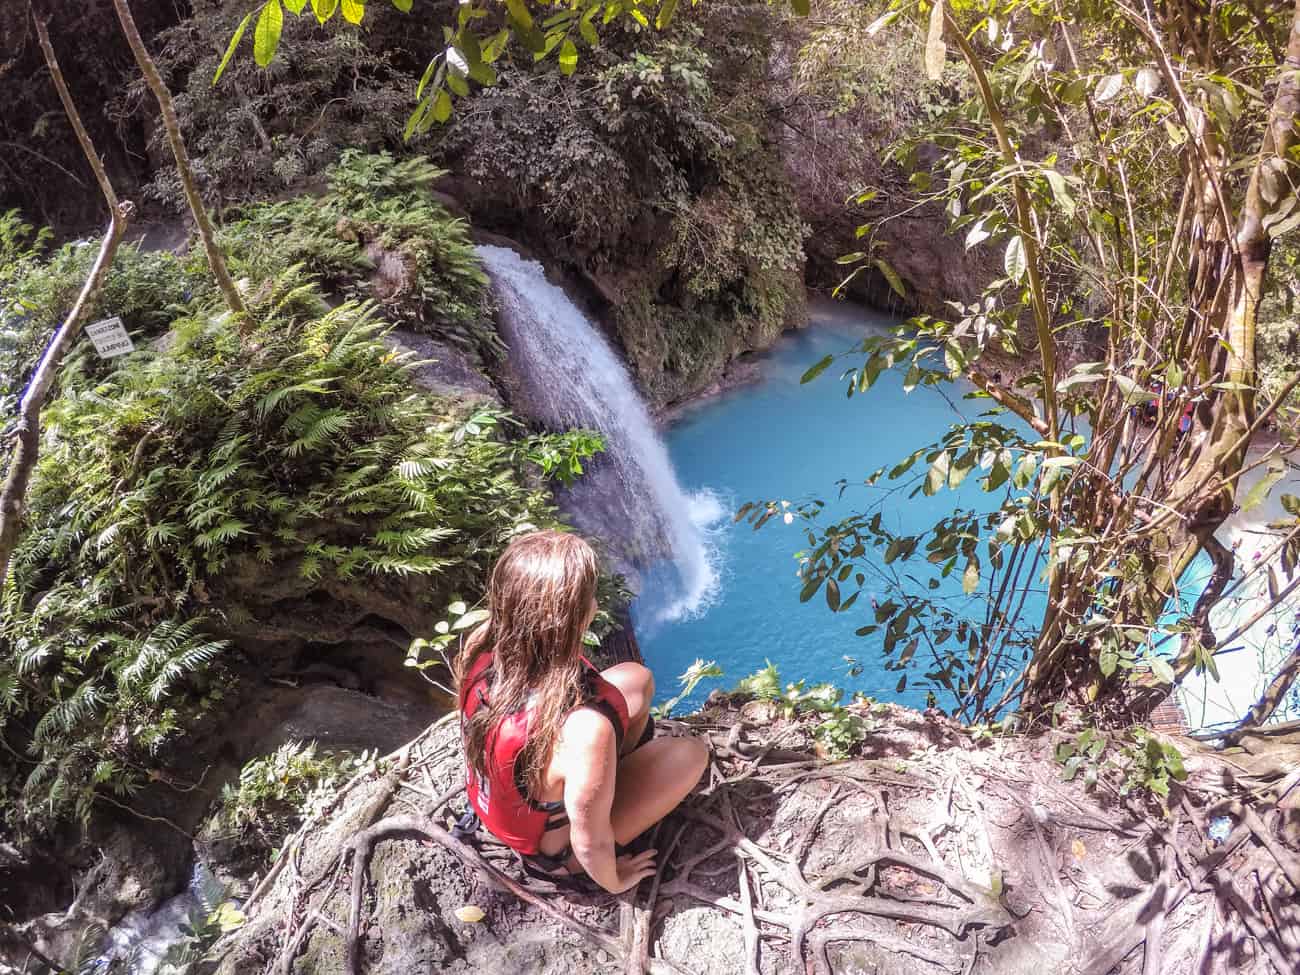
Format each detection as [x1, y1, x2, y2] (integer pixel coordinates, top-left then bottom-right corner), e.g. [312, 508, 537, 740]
[110, 0, 250, 328]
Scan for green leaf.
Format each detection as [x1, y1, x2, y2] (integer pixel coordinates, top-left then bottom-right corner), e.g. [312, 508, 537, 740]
[1113, 374, 1153, 405]
[254, 0, 284, 68]
[505, 0, 534, 29]
[1150, 658, 1175, 685]
[285, 0, 307, 12]
[1044, 169, 1075, 217]
[962, 558, 980, 594]
[341, 0, 365, 24]
[483, 27, 511, 61]
[825, 578, 841, 611]
[656, 0, 680, 29]
[453, 609, 490, 630]
[312, 0, 339, 24]
[874, 258, 905, 297]
[432, 88, 452, 123]
[212, 12, 254, 86]
[416, 57, 441, 99]
[790, 0, 810, 16]
[924, 0, 946, 81]
[558, 38, 578, 75]
[391, 0, 412, 9]
[1003, 235, 1026, 282]
[447, 69, 469, 96]
[801, 355, 833, 384]
[579, 16, 599, 46]
[865, 9, 900, 35]
[1241, 461, 1286, 513]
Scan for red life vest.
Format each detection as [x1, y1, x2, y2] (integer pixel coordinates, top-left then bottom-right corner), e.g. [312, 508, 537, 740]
[458, 651, 630, 855]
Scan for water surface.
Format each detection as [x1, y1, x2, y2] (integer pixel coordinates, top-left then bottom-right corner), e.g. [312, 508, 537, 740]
[634, 301, 1045, 711]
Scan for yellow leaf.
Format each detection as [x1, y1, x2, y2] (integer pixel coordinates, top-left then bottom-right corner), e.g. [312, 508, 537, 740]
[1071, 838, 1086, 860]
[341, 0, 365, 24]
[924, 0, 946, 82]
[455, 905, 485, 923]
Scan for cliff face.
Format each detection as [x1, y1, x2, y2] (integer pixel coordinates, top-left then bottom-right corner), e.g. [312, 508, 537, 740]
[194, 699, 1300, 975]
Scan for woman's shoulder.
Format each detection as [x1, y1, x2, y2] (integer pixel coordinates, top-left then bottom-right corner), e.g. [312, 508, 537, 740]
[558, 704, 619, 753]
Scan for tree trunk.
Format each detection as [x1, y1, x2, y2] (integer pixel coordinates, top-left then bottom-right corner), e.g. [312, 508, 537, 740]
[1019, 0, 1300, 714]
[0, 12, 133, 590]
[110, 0, 250, 327]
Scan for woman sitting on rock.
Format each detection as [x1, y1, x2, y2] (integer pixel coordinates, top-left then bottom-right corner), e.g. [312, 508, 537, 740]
[457, 530, 709, 893]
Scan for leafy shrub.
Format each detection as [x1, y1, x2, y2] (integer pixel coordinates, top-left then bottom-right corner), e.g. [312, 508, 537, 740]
[129, 0, 448, 209]
[734, 659, 873, 758]
[1, 222, 195, 433]
[217, 150, 493, 354]
[0, 193, 599, 832]
[218, 740, 366, 845]
[1056, 726, 1188, 808]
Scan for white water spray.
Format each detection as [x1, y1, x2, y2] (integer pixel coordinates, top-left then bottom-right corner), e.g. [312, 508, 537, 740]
[477, 246, 717, 621]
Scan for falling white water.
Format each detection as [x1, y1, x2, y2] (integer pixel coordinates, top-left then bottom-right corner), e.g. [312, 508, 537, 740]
[477, 245, 718, 621]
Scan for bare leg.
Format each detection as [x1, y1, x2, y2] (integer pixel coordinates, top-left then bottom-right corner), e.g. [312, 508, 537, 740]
[538, 735, 709, 863]
[600, 662, 653, 755]
[550, 736, 708, 868]
[605, 736, 709, 845]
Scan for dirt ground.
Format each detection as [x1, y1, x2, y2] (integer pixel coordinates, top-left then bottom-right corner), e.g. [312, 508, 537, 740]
[208, 697, 1300, 975]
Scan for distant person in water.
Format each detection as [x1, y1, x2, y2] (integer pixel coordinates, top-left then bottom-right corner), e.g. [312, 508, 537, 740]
[456, 530, 709, 893]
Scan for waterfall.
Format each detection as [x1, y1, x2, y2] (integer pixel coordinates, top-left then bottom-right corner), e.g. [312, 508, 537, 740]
[477, 245, 717, 622]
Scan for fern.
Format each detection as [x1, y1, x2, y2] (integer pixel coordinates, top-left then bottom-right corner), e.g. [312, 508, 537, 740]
[0, 154, 604, 832]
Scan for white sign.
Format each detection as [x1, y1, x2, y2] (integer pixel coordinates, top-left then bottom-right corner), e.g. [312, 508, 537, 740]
[85, 317, 135, 359]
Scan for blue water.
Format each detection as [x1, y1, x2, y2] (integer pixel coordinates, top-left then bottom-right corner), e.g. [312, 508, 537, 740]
[634, 300, 1047, 712]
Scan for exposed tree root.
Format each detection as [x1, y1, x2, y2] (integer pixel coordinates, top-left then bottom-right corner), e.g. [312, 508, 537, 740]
[244, 712, 1300, 975]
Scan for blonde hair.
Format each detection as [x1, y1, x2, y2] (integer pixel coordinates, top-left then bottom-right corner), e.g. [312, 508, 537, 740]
[457, 530, 599, 799]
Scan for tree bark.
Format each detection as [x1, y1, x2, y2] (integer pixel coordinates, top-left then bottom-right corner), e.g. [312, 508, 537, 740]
[1018, 0, 1300, 713]
[0, 13, 132, 590]
[1227, 642, 1300, 741]
[110, 0, 250, 327]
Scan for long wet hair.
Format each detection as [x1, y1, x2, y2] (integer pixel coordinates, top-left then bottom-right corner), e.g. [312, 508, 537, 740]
[457, 530, 599, 799]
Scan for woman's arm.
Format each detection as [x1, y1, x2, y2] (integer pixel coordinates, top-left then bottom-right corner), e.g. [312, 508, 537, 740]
[559, 709, 656, 893]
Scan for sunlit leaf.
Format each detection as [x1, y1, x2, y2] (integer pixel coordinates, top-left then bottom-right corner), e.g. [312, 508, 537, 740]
[801, 355, 833, 384]
[455, 905, 486, 923]
[924, 0, 946, 81]
[1003, 235, 1026, 282]
[1095, 73, 1124, 102]
[312, 0, 339, 24]
[559, 38, 578, 75]
[254, 0, 284, 68]
[212, 12, 254, 85]
[1241, 461, 1286, 513]
[341, 0, 365, 24]
[432, 88, 452, 123]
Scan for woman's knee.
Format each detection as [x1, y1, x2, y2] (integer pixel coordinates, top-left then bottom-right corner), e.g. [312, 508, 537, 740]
[602, 662, 654, 713]
[676, 735, 709, 781]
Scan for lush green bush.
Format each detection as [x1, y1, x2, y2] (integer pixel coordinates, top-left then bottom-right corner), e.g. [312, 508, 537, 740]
[217, 740, 367, 852]
[134, 0, 450, 210]
[217, 149, 494, 354]
[1, 212, 196, 432]
[0, 158, 602, 832]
